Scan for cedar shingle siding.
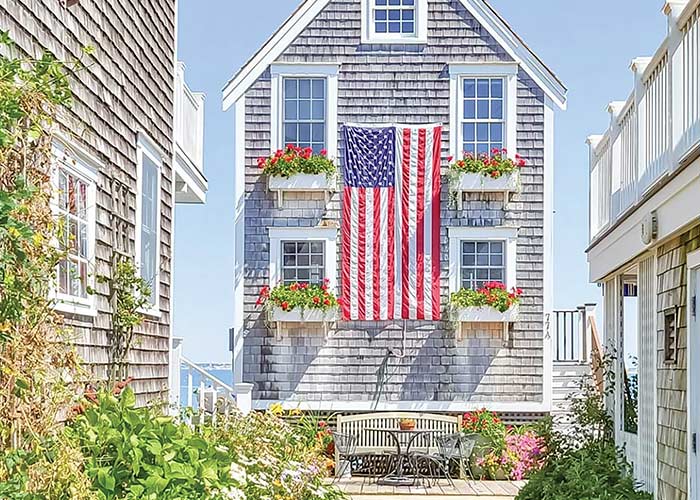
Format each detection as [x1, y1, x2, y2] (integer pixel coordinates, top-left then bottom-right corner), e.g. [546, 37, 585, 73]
[242, 0, 547, 404]
[656, 224, 700, 499]
[1, 0, 176, 404]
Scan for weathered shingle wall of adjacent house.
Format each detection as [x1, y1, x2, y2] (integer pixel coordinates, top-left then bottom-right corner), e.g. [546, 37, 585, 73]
[655, 224, 700, 500]
[0, 0, 176, 404]
[243, 0, 546, 404]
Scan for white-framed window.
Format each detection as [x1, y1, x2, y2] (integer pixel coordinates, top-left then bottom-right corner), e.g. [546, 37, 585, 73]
[269, 227, 338, 291]
[449, 63, 518, 159]
[447, 226, 518, 293]
[135, 133, 162, 316]
[50, 139, 99, 316]
[361, 0, 428, 44]
[270, 64, 339, 159]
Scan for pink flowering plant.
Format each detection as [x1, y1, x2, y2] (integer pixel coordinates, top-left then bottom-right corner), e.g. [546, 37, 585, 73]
[447, 148, 525, 179]
[450, 281, 522, 313]
[476, 429, 546, 481]
[258, 144, 336, 178]
[256, 279, 338, 313]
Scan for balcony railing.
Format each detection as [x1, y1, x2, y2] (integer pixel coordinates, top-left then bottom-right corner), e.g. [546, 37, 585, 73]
[174, 62, 205, 175]
[588, 1, 700, 242]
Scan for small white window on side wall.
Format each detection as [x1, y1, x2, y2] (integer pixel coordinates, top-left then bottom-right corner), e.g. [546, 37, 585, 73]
[136, 132, 163, 317]
[361, 0, 428, 44]
[50, 139, 99, 317]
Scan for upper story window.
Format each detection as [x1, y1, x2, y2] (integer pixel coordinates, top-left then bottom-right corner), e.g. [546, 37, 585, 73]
[362, 0, 427, 44]
[462, 78, 504, 156]
[460, 240, 504, 290]
[270, 64, 339, 159]
[449, 64, 518, 160]
[51, 140, 98, 316]
[136, 134, 162, 315]
[283, 78, 326, 154]
[281, 240, 325, 284]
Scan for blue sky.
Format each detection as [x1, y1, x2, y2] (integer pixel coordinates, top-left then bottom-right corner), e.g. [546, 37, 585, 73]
[174, 0, 666, 362]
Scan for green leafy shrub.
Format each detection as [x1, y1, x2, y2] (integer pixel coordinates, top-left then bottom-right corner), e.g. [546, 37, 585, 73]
[257, 280, 339, 313]
[258, 144, 336, 178]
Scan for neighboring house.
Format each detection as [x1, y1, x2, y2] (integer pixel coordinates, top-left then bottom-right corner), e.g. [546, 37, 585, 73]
[586, 1, 700, 498]
[0, 0, 207, 404]
[223, 0, 568, 419]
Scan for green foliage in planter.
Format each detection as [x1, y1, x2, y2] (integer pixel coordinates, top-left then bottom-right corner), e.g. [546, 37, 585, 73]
[257, 280, 338, 313]
[450, 281, 522, 313]
[447, 148, 524, 179]
[258, 144, 336, 178]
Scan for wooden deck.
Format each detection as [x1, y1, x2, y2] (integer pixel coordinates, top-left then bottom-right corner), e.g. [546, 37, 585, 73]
[330, 477, 524, 499]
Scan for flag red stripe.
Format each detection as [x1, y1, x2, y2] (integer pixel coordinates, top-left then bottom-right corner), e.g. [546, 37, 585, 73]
[400, 128, 411, 319]
[387, 187, 395, 319]
[341, 188, 351, 320]
[373, 188, 381, 320]
[415, 128, 426, 320]
[432, 126, 442, 320]
[357, 188, 367, 320]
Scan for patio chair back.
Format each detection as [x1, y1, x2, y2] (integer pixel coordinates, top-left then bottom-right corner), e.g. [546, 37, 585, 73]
[437, 433, 462, 459]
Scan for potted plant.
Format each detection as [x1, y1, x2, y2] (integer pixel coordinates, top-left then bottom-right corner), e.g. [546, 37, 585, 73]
[258, 144, 337, 204]
[462, 409, 507, 478]
[399, 418, 416, 431]
[447, 148, 525, 209]
[256, 280, 339, 339]
[450, 282, 522, 340]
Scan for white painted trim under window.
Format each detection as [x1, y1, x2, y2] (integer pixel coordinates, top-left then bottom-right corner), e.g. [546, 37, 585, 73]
[135, 132, 163, 318]
[447, 226, 518, 293]
[50, 139, 99, 317]
[360, 0, 428, 44]
[268, 227, 339, 293]
[270, 63, 340, 160]
[448, 63, 518, 160]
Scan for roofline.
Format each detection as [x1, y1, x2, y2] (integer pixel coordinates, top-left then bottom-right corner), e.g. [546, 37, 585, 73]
[222, 0, 568, 111]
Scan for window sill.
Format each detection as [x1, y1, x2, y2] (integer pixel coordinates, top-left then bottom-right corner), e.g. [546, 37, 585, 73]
[361, 36, 427, 45]
[52, 298, 98, 318]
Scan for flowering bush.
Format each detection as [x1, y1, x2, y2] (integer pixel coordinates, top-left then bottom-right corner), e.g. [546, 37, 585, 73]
[447, 148, 525, 179]
[258, 144, 336, 178]
[257, 280, 338, 313]
[450, 282, 522, 313]
[477, 430, 546, 481]
[462, 408, 507, 451]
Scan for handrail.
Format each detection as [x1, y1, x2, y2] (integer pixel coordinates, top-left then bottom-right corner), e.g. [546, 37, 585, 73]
[181, 356, 235, 393]
[588, 316, 605, 393]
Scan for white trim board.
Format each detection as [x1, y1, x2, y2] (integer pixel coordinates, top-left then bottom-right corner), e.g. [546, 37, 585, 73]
[221, 0, 567, 110]
[252, 399, 549, 413]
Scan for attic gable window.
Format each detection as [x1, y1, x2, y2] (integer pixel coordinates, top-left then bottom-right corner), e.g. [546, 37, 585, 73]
[362, 0, 428, 44]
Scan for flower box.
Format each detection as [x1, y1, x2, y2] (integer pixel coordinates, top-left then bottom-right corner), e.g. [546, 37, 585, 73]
[268, 173, 336, 205]
[453, 306, 519, 342]
[268, 307, 339, 340]
[454, 172, 519, 210]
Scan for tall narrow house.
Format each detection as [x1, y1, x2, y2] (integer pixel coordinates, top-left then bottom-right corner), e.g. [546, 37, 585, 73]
[0, 0, 207, 403]
[586, 1, 700, 498]
[224, 0, 566, 418]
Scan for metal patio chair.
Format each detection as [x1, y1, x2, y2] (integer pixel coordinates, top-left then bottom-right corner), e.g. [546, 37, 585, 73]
[331, 431, 358, 482]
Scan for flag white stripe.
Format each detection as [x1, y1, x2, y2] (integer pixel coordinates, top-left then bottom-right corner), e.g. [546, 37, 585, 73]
[379, 189, 389, 320]
[394, 138, 403, 319]
[424, 130, 435, 319]
[408, 128, 418, 320]
[365, 189, 374, 320]
[349, 189, 359, 320]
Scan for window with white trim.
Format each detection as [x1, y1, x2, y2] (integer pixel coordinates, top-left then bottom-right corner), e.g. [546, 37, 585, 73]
[270, 64, 339, 159]
[283, 77, 326, 153]
[362, 0, 427, 43]
[136, 135, 161, 313]
[51, 141, 98, 315]
[449, 64, 518, 159]
[448, 227, 517, 293]
[460, 240, 505, 289]
[269, 227, 337, 291]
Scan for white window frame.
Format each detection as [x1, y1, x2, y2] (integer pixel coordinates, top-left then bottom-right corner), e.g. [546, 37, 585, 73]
[50, 139, 99, 317]
[449, 63, 518, 160]
[447, 226, 518, 293]
[268, 227, 338, 293]
[361, 0, 428, 44]
[135, 132, 163, 318]
[270, 64, 339, 160]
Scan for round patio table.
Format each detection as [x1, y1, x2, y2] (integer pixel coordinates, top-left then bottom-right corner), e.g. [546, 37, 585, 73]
[365, 428, 443, 487]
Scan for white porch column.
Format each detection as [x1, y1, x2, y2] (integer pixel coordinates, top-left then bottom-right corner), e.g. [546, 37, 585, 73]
[235, 383, 254, 416]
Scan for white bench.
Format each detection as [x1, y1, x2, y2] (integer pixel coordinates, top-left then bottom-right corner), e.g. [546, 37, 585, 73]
[335, 412, 463, 476]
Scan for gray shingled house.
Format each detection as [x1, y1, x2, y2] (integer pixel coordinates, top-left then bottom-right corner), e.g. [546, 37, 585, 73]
[223, 0, 567, 419]
[1, 0, 207, 404]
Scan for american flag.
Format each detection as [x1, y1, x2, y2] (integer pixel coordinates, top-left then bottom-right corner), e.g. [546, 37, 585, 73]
[341, 124, 442, 321]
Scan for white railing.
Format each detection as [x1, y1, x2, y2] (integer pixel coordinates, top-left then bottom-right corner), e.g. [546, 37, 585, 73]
[553, 304, 597, 364]
[174, 62, 205, 174]
[589, 1, 700, 242]
[169, 337, 253, 419]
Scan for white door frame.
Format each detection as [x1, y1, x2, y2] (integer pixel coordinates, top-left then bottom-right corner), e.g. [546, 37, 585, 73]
[688, 249, 700, 500]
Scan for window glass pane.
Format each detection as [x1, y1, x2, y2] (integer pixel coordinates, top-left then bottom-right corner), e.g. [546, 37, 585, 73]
[284, 124, 297, 144]
[463, 100, 475, 120]
[299, 100, 311, 120]
[463, 123, 475, 142]
[476, 123, 489, 142]
[389, 0, 400, 5]
[312, 100, 324, 120]
[284, 79, 297, 98]
[388, 22, 401, 32]
[460, 239, 508, 291]
[490, 123, 503, 142]
[311, 79, 325, 98]
[402, 22, 414, 33]
[389, 9, 400, 20]
[464, 79, 476, 98]
[375, 10, 387, 20]
[476, 143, 489, 155]
[376, 0, 387, 4]
[492, 100, 503, 120]
[477, 100, 489, 119]
[491, 79, 503, 98]
[402, 9, 414, 20]
[284, 100, 297, 120]
[299, 79, 311, 98]
[299, 123, 311, 142]
[281, 240, 326, 285]
[312, 123, 325, 142]
[376, 21, 388, 32]
[476, 79, 490, 97]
